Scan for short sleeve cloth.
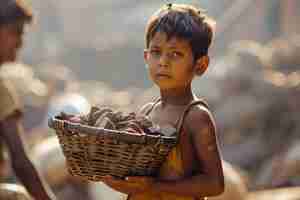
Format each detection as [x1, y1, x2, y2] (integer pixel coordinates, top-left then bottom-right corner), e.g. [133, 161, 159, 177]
[0, 78, 22, 121]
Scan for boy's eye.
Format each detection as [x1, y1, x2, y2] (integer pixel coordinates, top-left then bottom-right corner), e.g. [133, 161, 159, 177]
[150, 50, 161, 57]
[169, 51, 183, 59]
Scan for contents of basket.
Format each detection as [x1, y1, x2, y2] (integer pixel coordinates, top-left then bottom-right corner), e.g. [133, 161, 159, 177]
[72, 106, 160, 134]
[48, 106, 178, 181]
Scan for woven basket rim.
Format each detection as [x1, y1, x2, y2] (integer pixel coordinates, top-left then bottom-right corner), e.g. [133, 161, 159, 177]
[48, 116, 178, 145]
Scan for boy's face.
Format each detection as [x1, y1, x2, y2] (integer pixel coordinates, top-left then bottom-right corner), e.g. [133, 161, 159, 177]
[0, 21, 25, 65]
[144, 31, 196, 90]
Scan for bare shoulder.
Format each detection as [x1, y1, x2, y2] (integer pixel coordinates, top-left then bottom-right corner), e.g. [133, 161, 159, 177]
[187, 103, 215, 125]
[184, 104, 216, 137]
[184, 104, 222, 165]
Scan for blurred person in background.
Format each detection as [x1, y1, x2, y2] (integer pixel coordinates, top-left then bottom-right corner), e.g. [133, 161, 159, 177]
[214, 35, 300, 192]
[30, 135, 94, 200]
[0, 62, 55, 148]
[0, 0, 57, 199]
[214, 40, 270, 173]
[253, 34, 300, 190]
[212, 39, 299, 190]
[213, 35, 300, 198]
[0, 183, 32, 200]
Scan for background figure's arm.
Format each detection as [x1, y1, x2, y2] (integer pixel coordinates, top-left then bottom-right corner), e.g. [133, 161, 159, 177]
[0, 113, 57, 200]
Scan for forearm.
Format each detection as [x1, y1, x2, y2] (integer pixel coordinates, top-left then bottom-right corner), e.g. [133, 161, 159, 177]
[153, 174, 224, 198]
[12, 157, 57, 200]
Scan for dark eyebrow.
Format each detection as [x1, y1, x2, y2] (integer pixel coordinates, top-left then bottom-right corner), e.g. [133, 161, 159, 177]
[149, 45, 160, 49]
[168, 46, 182, 50]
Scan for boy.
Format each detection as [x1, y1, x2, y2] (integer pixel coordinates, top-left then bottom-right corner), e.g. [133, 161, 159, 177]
[0, 0, 57, 199]
[101, 3, 224, 200]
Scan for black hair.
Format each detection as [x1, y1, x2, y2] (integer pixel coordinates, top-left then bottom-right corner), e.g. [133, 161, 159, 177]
[145, 4, 215, 61]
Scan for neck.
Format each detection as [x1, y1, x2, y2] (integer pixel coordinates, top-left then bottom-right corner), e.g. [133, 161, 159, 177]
[160, 85, 195, 106]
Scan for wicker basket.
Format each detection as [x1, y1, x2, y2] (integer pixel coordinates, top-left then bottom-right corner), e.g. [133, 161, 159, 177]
[48, 116, 177, 181]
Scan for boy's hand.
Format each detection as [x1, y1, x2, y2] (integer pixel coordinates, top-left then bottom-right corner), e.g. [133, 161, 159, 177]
[101, 175, 156, 194]
[59, 112, 81, 123]
[60, 113, 81, 123]
[67, 115, 82, 123]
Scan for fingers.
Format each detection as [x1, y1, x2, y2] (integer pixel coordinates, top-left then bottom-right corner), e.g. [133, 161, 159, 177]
[100, 175, 153, 194]
[125, 176, 135, 182]
[101, 175, 150, 184]
[101, 175, 139, 182]
[125, 176, 153, 184]
[100, 175, 114, 183]
[125, 176, 141, 182]
[103, 175, 114, 179]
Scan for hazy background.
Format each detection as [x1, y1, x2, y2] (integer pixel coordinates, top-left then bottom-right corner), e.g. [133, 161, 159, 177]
[1, 0, 300, 199]
[20, 0, 297, 89]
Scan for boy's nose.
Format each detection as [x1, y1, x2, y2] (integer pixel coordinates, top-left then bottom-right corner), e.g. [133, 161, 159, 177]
[159, 54, 170, 67]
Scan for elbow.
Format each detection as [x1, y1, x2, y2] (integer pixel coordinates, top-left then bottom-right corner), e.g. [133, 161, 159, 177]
[210, 171, 225, 196]
[199, 178, 225, 198]
[213, 178, 225, 196]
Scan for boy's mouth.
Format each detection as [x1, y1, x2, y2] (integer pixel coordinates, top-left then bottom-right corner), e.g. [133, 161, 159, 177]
[156, 73, 171, 78]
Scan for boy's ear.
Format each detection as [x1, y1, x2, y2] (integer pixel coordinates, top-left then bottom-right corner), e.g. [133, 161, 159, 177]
[194, 56, 209, 76]
[144, 49, 149, 61]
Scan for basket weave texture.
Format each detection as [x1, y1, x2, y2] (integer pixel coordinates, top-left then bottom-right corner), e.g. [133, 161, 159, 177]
[48, 117, 177, 181]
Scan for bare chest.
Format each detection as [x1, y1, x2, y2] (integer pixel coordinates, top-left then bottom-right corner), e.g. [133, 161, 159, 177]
[148, 105, 186, 136]
[150, 106, 200, 175]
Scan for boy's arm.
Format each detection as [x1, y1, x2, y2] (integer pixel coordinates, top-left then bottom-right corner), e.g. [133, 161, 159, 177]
[152, 106, 224, 198]
[0, 113, 57, 200]
[102, 106, 225, 198]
